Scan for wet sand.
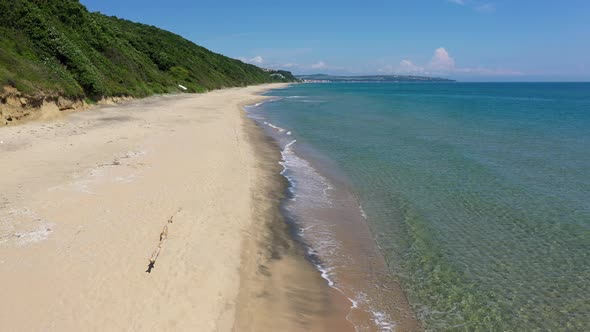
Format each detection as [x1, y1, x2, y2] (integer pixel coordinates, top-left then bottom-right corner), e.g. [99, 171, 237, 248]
[0, 85, 350, 331]
[297, 145, 422, 332]
[234, 114, 354, 332]
[249, 101, 423, 331]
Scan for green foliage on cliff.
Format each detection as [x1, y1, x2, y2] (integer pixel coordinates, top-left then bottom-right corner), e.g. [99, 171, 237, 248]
[0, 0, 296, 99]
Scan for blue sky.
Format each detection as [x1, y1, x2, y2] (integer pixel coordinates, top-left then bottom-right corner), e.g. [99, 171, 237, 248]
[80, 0, 590, 81]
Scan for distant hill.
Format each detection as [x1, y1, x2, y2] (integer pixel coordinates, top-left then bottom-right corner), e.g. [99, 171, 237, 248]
[297, 74, 454, 82]
[0, 0, 297, 101]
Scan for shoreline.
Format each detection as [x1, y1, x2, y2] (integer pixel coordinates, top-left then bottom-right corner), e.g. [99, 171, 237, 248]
[248, 90, 422, 331]
[0, 84, 352, 331]
[234, 94, 355, 331]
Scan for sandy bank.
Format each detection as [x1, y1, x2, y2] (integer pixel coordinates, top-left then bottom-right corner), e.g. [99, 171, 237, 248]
[0, 84, 350, 331]
[0, 85, 138, 126]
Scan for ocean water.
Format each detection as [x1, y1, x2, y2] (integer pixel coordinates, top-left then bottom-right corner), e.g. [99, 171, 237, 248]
[249, 83, 590, 331]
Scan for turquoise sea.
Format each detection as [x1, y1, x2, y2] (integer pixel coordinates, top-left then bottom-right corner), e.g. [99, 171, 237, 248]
[250, 83, 590, 331]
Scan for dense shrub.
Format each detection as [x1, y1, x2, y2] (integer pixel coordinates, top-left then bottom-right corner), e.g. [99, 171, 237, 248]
[0, 0, 297, 99]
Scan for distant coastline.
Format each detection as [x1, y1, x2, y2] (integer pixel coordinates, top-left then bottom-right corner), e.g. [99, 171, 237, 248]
[297, 74, 455, 83]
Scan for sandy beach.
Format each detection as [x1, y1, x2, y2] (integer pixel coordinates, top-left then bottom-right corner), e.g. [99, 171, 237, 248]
[0, 84, 352, 331]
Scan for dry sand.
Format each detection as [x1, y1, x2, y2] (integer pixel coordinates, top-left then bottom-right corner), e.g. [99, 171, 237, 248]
[0, 84, 352, 331]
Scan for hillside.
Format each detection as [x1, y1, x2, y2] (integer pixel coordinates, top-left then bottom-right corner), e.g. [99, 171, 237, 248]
[0, 0, 296, 103]
[297, 74, 454, 82]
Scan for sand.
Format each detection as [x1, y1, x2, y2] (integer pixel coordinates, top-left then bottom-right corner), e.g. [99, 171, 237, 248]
[0, 84, 352, 331]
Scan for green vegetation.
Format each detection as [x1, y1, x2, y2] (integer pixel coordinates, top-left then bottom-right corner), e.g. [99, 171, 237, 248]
[0, 0, 296, 100]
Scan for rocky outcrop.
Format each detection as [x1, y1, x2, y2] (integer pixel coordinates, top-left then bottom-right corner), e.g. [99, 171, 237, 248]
[55, 96, 86, 111]
[97, 96, 134, 106]
[0, 86, 132, 126]
[0, 86, 88, 125]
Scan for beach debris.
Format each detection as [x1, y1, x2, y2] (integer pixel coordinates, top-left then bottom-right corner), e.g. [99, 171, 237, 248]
[146, 207, 182, 273]
[178, 84, 188, 91]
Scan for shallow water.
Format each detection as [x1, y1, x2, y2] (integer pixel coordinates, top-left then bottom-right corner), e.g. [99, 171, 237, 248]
[251, 83, 590, 331]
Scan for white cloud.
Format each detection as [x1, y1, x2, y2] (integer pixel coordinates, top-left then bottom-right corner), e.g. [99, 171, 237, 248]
[455, 67, 523, 76]
[475, 3, 495, 12]
[378, 60, 425, 75]
[399, 60, 425, 73]
[378, 47, 522, 77]
[447, 0, 496, 13]
[247, 59, 333, 72]
[377, 64, 394, 74]
[311, 61, 327, 69]
[429, 47, 455, 71]
[238, 56, 264, 65]
[280, 63, 298, 68]
[250, 56, 264, 64]
[447, 0, 497, 13]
